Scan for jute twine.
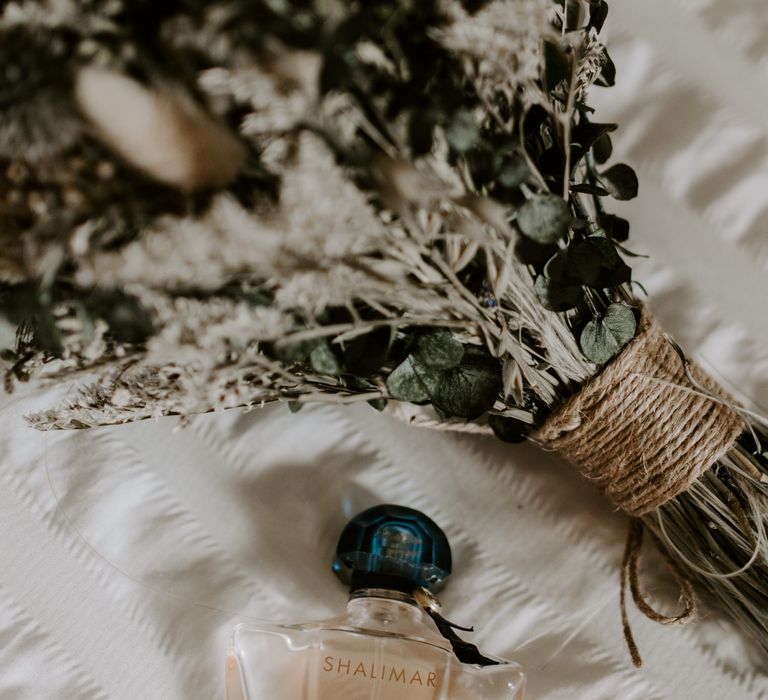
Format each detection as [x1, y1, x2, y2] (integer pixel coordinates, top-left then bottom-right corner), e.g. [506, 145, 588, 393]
[532, 308, 745, 517]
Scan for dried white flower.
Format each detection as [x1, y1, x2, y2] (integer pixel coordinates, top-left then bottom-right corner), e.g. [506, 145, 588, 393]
[437, 0, 555, 97]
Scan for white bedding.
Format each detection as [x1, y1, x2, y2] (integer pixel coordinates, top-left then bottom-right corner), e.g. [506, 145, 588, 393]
[2, 0, 767, 697]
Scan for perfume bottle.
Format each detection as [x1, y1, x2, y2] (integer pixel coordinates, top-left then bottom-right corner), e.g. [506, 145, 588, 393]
[226, 504, 526, 699]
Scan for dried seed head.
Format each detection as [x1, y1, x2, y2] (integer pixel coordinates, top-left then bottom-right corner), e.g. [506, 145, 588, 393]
[75, 66, 246, 190]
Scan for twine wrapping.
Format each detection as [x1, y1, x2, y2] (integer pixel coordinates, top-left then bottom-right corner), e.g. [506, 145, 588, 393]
[532, 308, 745, 517]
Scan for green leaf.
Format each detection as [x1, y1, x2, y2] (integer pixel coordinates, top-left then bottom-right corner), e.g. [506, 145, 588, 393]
[495, 151, 530, 189]
[602, 213, 630, 242]
[288, 401, 303, 413]
[310, 342, 341, 374]
[588, 0, 609, 32]
[343, 326, 392, 375]
[517, 194, 571, 244]
[445, 109, 479, 153]
[430, 348, 502, 419]
[514, 236, 558, 267]
[367, 398, 388, 411]
[412, 329, 464, 369]
[599, 163, 638, 200]
[596, 255, 632, 287]
[386, 356, 432, 403]
[583, 237, 631, 287]
[570, 122, 617, 167]
[567, 242, 605, 286]
[592, 132, 613, 164]
[534, 274, 584, 312]
[580, 304, 637, 364]
[542, 248, 573, 284]
[541, 237, 629, 291]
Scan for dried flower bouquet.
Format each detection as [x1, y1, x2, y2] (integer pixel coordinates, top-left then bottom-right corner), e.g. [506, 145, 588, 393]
[1, 0, 767, 665]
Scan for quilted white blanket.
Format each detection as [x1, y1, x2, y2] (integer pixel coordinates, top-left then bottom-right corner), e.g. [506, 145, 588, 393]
[1, 0, 767, 697]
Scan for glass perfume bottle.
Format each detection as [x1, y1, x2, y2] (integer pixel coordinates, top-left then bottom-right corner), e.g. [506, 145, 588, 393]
[226, 504, 526, 699]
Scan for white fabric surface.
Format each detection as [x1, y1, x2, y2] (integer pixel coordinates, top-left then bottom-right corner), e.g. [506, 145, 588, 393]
[2, 0, 768, 697]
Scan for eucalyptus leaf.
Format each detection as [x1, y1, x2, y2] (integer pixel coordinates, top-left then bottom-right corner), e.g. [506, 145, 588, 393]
[542, 249, 573, 284]
[580, 303, 637, 364]
[585, 236, 620, 268]
[601, 213, 630, 242]
[539, 146, 566, 180]
[567, 242, 604, 286]
[599, 163, 638, 200]
[495, 151, 530, 189]
[570, 122, 617, 166]
[534, 274, 584, 312]
[343, 326, 392, 375]
[445, 109, 479, 152]
[592, 132, 613, 164]
[538, 235, 630, 293]
[588, 0, 609, 32]
[310, 342, 341, 374]
[583, 237, 630, 288]
[595, 254, 632, 287]
[413, 329, 464, 369]
[514, 236, 558, 267]
[386, 356, 431, 403]
[517, 194, 571, 244]
[430, 348, 502, 419]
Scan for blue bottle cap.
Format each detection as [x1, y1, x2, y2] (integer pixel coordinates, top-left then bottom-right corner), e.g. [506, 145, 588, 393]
[333, 504, 452, 591]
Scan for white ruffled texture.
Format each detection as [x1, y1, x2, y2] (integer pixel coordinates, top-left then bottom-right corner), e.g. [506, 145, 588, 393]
[0, 0, 767, 697]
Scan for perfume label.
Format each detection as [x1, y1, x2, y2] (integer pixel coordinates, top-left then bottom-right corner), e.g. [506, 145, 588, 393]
[322, 655, 439, 690]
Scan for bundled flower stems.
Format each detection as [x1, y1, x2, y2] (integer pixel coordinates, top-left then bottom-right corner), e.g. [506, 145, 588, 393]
[2, 0, 768, 666]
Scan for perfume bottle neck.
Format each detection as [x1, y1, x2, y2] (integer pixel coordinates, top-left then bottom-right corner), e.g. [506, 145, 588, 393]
[344, 592, 436, 634]
[344, 572, 446, 636]
[348, 571, 420, 599]
[349, 587, 418, 606]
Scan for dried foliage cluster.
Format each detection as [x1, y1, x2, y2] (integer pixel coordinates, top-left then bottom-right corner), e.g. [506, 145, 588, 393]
[0, 0, 635, 432]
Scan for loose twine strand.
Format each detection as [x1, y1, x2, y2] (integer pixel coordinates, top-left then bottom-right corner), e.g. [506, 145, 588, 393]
[620, 519, 697, 668]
